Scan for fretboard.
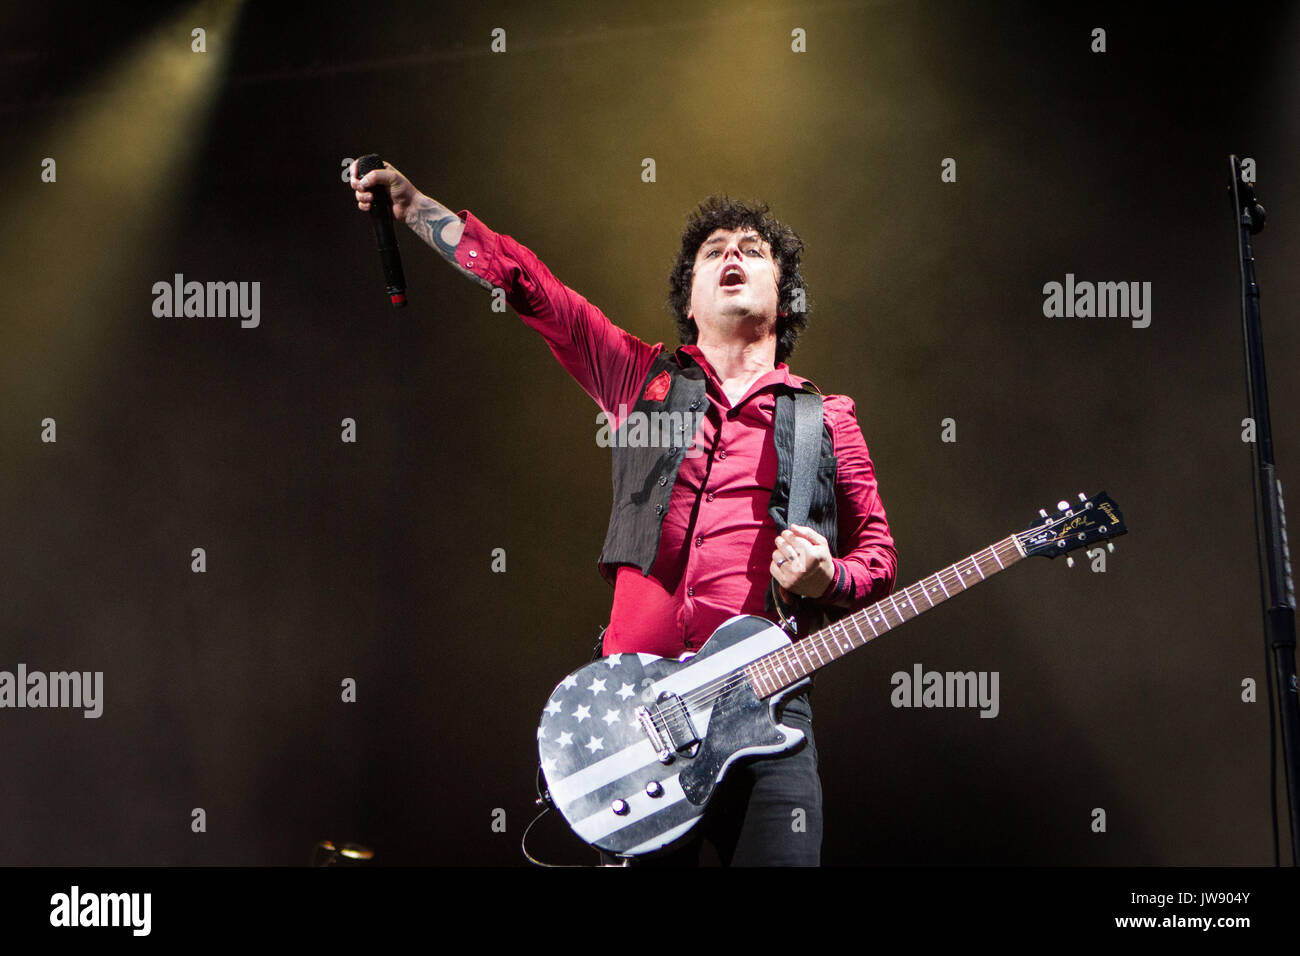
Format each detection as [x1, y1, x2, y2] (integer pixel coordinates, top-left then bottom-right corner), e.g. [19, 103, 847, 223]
[745, 534, 1025, 699]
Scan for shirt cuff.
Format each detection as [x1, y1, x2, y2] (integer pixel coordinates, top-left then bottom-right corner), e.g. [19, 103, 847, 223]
[811, 558, 849, 604]
[454, 209, 501, 285]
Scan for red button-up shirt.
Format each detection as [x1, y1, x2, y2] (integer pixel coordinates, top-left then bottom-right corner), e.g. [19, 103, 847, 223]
[454, 210, 897, 659]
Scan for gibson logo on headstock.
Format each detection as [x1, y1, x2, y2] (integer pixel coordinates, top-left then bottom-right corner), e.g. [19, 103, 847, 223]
[1099, 502, 1120, 527]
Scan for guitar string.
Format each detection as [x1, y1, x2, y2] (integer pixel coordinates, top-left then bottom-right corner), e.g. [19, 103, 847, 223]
[646, 539, 1027, 738]
[595, 515, 1097, 738]
[663, 538, 1024, 720]
[551, 516, 1106, 856]
[554, 517, 1106, 752]
[640, 514, 1096, 737]
[677, 536, 1026, 708]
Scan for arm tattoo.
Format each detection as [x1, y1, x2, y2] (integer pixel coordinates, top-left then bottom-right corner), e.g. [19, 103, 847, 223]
[409, 206, 494, 290]
[411, 208, 461, 258]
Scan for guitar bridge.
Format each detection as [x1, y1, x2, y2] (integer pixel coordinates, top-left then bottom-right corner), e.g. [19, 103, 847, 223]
[635, 693, 700, 764]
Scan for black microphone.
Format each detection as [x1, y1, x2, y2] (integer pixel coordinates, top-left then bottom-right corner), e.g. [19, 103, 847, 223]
[356, 153, 408, 307]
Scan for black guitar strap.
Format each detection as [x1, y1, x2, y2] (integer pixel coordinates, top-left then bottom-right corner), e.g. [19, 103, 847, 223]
[787, 387, 823, 530]
[770, 386, 824, 633]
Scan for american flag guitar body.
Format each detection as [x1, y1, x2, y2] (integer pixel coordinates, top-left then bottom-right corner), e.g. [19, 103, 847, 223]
[537, 492, 1127, 859]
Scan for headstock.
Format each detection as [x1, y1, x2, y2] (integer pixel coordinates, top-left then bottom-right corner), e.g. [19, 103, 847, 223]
[1018, 492, 1127, 564]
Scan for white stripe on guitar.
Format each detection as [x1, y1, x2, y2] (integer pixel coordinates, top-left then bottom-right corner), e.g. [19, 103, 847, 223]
[648, 617, 790, 699]
[548, 737, 661, 807]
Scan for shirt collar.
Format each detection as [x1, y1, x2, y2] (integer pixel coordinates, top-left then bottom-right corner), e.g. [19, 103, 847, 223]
[674, 343, 811, 390]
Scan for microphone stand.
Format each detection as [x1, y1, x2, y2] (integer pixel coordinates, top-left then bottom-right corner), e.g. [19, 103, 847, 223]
[1228, 154, 1300, 865]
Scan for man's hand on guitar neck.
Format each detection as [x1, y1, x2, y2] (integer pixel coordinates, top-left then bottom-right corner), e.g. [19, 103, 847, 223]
[771, 524, 836, 604]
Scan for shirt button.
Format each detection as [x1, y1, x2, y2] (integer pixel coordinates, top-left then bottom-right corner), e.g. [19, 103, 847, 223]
[689, 400, 701, 411]
[687, 587, 695, 597]
[655, 504, 664, 515]
[658, 476, 667, 486]
[469, 250, 478, 257]
[718, 450, 727, 460]
[695, 536, 704, 547]
[706, 492, 715, 502]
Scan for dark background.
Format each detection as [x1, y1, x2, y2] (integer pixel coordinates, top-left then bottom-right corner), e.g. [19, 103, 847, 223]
[1, 0, 1297, 866]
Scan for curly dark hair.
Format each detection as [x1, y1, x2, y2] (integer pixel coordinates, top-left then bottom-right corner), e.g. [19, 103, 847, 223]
[667, 195, 810, 364]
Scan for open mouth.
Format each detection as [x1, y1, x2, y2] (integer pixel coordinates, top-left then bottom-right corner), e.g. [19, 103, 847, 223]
[720, 265, 746, 287]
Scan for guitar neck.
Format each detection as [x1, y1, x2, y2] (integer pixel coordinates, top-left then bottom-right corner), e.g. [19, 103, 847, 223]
[745, 534, 1026, 699]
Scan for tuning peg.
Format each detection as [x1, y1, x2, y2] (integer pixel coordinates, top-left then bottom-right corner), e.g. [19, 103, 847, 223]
[1057, 500, 1070, 511]
[1078, 492, 1086, 502]
[1039, 508, 1049, 518]
[1107, 543, 1114, 553]
[1066, 556, 1075, 568]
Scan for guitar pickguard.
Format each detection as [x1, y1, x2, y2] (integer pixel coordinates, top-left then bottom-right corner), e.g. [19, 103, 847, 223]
[676, 676, 798, 805]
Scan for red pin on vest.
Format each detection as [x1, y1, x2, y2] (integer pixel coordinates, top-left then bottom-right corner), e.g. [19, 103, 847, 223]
[355, 153, 408, 307]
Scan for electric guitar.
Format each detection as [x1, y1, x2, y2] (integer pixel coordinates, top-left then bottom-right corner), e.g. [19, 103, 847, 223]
[536, 492, 1127, 858]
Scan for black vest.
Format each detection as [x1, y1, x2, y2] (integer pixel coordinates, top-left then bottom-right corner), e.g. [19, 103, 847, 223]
[596, 349, 848, 635]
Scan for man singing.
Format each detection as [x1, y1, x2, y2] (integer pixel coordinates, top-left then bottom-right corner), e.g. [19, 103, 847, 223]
[351, 161, 897, 865]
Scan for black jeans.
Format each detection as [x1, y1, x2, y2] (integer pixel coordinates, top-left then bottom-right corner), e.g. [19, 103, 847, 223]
[598, 690, 823, 867]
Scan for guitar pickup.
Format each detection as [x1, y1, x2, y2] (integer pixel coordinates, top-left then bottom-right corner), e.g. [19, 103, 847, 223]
[635, 693, 700, 764]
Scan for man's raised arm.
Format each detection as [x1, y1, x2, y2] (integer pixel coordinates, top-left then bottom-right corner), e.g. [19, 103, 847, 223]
[348, 159, 656, 418]
[350, 159, 490, 290]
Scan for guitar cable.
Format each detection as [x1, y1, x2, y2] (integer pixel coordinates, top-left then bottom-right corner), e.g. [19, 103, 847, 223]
[521, 767, 591, 867]
[521, 626, 612, 867]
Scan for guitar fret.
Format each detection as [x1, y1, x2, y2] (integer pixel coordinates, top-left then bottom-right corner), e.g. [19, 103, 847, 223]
[764, 650, 785, 686]
[789, 648, 807, 682]
[851, 616, 868, 646]
[844, 618, 863, 650]
[747, 535, 1026, 699]
[828, 624, 847, 655]
[808, 638, 827, 667]
[835, 622, 852, 654]
[778, 650, 794, 685]
[795, 648, 812, 680]
[796, 644, 811, 671]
